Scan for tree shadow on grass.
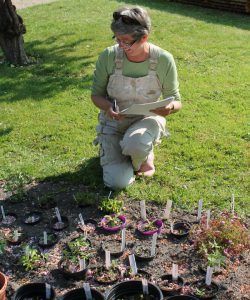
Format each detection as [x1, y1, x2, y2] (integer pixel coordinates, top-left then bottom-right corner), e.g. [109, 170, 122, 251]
[0, 33, 95, 103]
[116, 0, 250, 31]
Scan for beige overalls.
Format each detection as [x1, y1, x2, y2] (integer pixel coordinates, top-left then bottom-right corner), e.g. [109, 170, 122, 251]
[96, 43, 166, 190]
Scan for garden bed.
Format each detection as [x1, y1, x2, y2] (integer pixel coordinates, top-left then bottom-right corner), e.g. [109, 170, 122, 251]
[0, 180, 249, 299]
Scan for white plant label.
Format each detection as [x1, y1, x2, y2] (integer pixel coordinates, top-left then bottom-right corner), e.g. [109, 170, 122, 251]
[84, 230, 88, 238]
[105, 250, 111, 269]
[45, 283, 51, 299]
[25, 245, 29, 255]
[43, 231, 48, 245]
[32, 216, 35, 223]
[150, 232, 157, 256]
[14, 230, 19, 242]
[140, 200, 147, 221]
[170, 222, 174, 233]
[1, 206, 6, 220]
[55, 207, 62, 223]
[142, 278, 149, 295]
[121, 228, 126, 251]
[163, 200, 172, 219]
[231, 194, 235, 215]
[79, 258, 86, 271]
[205, 266, 213, 285]
[108, 191, 112, 199]
[129, 254, 138, 275]
[83, 283, 92, 300]
[172, 263, 178, 281]
[79, 213, 85, 226]
[197, 199, 203, 221]
[206, 210, 211, 229]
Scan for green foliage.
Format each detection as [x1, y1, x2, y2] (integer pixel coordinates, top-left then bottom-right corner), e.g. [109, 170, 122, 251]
[0, 235, 6, 254]
[20, 246, 48, 271]
[66, 236, 93, 260]
[0, 0, 249, 211]
[99, 197, 124, 214]
[73, 191, 96, 206]
[101, 214, 122, 228]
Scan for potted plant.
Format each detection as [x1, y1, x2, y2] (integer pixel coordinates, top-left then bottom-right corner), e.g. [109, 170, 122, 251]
[99, 197, 124, 214]
[23, 211, 42, 225]
[133, 241, 156, 262]
[189, 280, 219, 300]
[102, 239, 125, 257]
[36, 194, 57, 210]
[170, 222, 191, 239]
[105, 280, 163, 300]
[0, 212, 17, 225]
[51, 215, 69, 231]
[0, 272, 7, 300]
[137, 219, 163, 235]
[5, 229, 25, 245]
[13, 282, 55, 300]
[73, 191, 97, 207]
[20, 246, 48, 271]
[100, 214, 126, 232]
[61, 287, 104, 300]
[125, 268, 152, 281]
[93, 263, 120, 285]
[157, 274, 184, 296]
[38, 232, 58, 248]
[78, 219, 97, 234]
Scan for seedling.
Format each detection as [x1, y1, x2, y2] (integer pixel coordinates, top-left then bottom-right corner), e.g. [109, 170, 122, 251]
[20, 246, 48, 271]
[73, 191, 96, 206]
[0, 235, 6, 254]
[99, 197, 123, 214]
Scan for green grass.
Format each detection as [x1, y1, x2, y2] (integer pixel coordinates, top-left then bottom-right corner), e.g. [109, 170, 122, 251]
[0, 0, 249, 213]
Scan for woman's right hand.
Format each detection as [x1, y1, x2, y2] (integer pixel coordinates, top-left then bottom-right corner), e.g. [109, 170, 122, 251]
[105, 106, 124, 121]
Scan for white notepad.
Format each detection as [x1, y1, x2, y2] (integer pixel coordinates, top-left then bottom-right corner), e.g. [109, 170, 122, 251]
[120, 96, 174, 116]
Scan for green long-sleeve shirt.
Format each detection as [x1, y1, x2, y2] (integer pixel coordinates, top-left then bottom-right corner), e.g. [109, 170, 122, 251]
[91, 43, 181, 101]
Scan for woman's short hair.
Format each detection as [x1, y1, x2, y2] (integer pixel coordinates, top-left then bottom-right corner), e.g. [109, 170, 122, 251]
[111, 6, 151, 40]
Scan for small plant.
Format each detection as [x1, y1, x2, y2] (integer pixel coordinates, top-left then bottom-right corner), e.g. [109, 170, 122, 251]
[0, 235, 6, 254]
[195, 288, 206, 296]
[20, 246, 48, 271]
[99, 197, 123, 214]
[201, 241, 226, 268]
[73, 191, 96, 206]
[67, 236, 93, 260]
[101, 214, 123, 228]
[191, 210, 250, 260]
[4, 172, 30, 203]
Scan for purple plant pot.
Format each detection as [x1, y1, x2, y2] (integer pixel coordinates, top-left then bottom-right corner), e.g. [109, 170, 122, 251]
[137, 219, 163, 235]
[101, 214, 126, 232]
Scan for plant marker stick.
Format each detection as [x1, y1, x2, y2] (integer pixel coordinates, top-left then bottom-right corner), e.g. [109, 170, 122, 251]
[13, 230, 19, 242]
[108, 191, 112, 199]
[142, 278, 149, 295]
[55, 207, 62, 223]
[79, 258, 86, 271]
[197, 199, 203, 221]
[170, 222, 174, 233]
[172, 263, 178, 281]
[32, 216, 35, 223]
[1, 206, 6, 220]
[206, 210, 211, 229]
[231, 194, 235, 215]
[150, 232, 157, 256]
[163, 200, 172, 220]
[129, 254, 138, 275]
[83, 283, 92, 300]
[121, 228, 126, 251]
[25, 245, 29, 255]
[43, 231, 48, 245]
[45, 283, 51, 299]
[140, 200, 147, 221]
[205, 266, 213, 286]
[84, 230, 88, 238]
[105, 250, 111, 269]
[79, 213, 85, 226]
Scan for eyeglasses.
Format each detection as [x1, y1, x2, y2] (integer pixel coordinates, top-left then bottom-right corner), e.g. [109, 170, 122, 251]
[113, 11, 141, 26]
[115, 38, 138, 49]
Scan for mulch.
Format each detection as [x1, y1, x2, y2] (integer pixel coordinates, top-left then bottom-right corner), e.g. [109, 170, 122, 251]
[0, 180, 249, 299]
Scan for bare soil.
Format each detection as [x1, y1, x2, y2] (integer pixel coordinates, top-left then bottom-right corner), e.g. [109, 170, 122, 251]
[0, 180, 249, 299]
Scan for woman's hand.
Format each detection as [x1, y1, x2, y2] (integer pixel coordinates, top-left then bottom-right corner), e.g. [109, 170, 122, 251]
[150, 103, 174, 117]
[105, 106, 124, 121]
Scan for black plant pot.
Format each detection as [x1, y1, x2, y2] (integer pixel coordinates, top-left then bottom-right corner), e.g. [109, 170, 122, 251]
[106, 280, 163, 300]
[38, 232, 58, 248]
[101, 239, 125, 257]
[5, 230, 26, 245]
[157, 274, 184, 296]
[189, 280, 219, 299]
[13, 282, 56, 300]
[58, 258, 89, 281]
[170, 222, 191, 239]
[0, 212, 17, 225]
[167, 296, 199, 300]
[78, 218, 97, 234]
[93, 266, 120, 285]
[61, 287, 104, 300]
[125, 269, 152, 281]
[133, 243, 156, 262]
[51, 216, 69, 231]
[23, 211, 42, 225]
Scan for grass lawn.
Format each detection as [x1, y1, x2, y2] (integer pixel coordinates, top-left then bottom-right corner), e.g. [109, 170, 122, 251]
[0, 0, 249, 213]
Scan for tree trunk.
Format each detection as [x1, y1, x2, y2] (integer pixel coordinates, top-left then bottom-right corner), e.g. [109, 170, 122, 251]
[0, 0, 29, 65]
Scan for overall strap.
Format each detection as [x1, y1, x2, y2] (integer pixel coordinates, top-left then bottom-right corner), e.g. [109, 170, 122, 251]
[114, 45, 123, 75]
[148, 44, 159, 75]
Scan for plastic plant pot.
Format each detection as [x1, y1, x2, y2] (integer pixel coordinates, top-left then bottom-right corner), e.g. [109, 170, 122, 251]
[101, 239, 125, 258]
[51, 216, 69, 231]
[105, 280, 163, 300]
[100, 214, 126, 232]
[137, 219, 163, 235]
[189, 280, 219, 300]
[23, 211, 42, 225]
[133, 243, 156, 262]
[5, 230, 26, 246]
[0, 213, 17, 226]
[0, 272, 8, 300]
[78, 218, 97, 234]
[58, 258, 89, 281]
[13, 282, 55, 300]
[61, 287, 104, 300]
[157, 274, 184, 296]
[167, 296, 199, 300]
[170, 222, 191, 239]
[125, 269, 152, 281]
[93, 266, 120, 285]
[38, 232, 58, 248]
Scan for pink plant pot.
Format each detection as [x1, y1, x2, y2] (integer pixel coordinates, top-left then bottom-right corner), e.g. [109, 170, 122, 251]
[101, 214, 126, 232]
[137, 219, 163, 235]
